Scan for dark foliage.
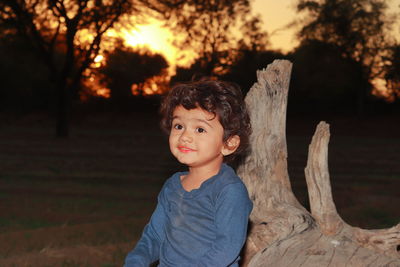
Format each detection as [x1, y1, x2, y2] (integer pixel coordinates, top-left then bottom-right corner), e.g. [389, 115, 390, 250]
[1, 0, 135, 136]
[222, 50, 285, 95]
[97, 40, 168, 101]
[295, 0, 397, 113]
[156, 0, 268, 76]
[0, 37, 53, 113]
[288, 40, 362, 113]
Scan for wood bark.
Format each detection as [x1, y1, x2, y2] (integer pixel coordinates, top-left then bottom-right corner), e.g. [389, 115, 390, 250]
[238, 60, 400, 266]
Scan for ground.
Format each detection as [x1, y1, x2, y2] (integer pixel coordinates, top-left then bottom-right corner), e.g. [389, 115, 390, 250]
[0, 111, 399, 266]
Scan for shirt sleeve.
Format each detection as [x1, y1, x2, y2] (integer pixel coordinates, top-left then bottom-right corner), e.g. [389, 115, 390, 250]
[124, 193, 167, 267]
[196, 182, 253, 267]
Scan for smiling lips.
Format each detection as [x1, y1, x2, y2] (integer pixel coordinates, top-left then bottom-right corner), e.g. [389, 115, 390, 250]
[178, 146, 196, 153]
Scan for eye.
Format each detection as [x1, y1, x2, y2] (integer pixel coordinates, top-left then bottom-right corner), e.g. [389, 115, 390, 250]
[196, 127, 206, 133]
[173, 124, 183, 130]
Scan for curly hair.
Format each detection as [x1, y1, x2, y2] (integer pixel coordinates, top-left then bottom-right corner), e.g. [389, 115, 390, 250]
[160, 79, 251, 158]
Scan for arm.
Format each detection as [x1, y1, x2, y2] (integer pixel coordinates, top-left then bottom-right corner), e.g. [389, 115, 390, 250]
[197, 183, 253, 267]
[124, 195, 166, 267]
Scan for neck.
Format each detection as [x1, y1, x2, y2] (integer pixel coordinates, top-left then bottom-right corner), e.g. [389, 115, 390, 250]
[187, 160, 223, 182]
[180, 159, 224, 192]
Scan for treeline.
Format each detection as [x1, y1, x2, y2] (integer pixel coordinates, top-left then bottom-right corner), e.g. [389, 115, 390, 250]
[0, 0, 399, 136]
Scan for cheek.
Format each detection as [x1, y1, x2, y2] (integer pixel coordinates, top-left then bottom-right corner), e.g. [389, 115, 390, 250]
[213, 138, 226, 152]
[169, 133, 178, 148]
[168, 134, 174, 146]
[201, 136, 221, 150]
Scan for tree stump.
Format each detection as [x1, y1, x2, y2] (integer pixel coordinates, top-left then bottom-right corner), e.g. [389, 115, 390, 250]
[238, 60, 400, 266]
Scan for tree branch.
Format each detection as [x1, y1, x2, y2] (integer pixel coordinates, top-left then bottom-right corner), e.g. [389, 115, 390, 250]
[304, 121, 344, 236]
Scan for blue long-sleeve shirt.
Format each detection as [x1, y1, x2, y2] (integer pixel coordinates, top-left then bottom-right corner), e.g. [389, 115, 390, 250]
[124, 164, 253, 267]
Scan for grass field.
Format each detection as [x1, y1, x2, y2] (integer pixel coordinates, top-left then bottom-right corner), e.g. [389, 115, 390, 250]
[0, 111, 399, 266]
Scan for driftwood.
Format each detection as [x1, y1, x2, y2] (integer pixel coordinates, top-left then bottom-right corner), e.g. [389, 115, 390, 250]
[238, 60, 400, 266]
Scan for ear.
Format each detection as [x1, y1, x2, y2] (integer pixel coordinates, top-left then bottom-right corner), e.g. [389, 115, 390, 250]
[221, 135, 240, 156]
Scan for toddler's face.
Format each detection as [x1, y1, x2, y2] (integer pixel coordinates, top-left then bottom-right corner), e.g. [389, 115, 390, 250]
[169, 105, 226, 169]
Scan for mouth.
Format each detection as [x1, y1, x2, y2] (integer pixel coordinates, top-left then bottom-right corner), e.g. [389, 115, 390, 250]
[178, 146, 195, 153]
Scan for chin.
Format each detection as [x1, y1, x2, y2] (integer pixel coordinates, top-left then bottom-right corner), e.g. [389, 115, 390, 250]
[174, 156, 193, 166]
[178, 159, 195, 166]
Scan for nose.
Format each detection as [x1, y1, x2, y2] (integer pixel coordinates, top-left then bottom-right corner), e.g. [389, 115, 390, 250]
[179, 129, 193, 143]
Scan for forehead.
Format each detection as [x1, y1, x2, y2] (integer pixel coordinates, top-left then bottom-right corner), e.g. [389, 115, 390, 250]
[172, 105, 221, 126]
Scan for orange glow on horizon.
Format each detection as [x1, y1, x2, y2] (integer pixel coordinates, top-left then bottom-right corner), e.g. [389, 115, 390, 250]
[107, 20, 195, 71]
[123, 24, 176, 64]
[87, 20, 196, 98]
[89, 2, 400, 99]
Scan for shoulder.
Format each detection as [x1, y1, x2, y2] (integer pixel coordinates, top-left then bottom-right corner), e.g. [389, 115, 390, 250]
[212, 164, 250, 200]
[158, 171, 184, 198]
[163, 172, 180, 187]
[214, 164, 246, 189]
[164, 169, 187, 187]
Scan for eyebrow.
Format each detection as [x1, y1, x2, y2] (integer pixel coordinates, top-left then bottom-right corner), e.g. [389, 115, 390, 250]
[172, 116, 214, 128]
[196, 119, 213, 128]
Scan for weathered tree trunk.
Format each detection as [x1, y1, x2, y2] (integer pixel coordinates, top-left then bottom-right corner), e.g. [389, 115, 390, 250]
[238, 60, 400, 266]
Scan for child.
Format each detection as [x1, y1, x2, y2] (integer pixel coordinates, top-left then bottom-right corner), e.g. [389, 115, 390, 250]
[124, 79, 253, 266]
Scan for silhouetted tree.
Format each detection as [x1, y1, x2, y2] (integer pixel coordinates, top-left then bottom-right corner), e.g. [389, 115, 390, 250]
[153, 0, 268, 76]
[0, 37, 52, 112]
[289, 40, 364, 113]
[219, 15, 272, 92]
[222, 50, 285, 94]
[295, 0, 396, 114]
[1, 0, 137, 136]
[98, 40, 168, 101]
[171, 49, 283, 96]
[238, 15, 269, 52]
[0, 0, 269, 136]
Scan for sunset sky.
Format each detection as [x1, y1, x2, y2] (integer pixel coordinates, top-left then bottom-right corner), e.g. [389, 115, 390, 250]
[118, 0, 400, 67]
[254, 0, 299, 52]
[118, 1, 300, 64]
[254, 0, 400, 52]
